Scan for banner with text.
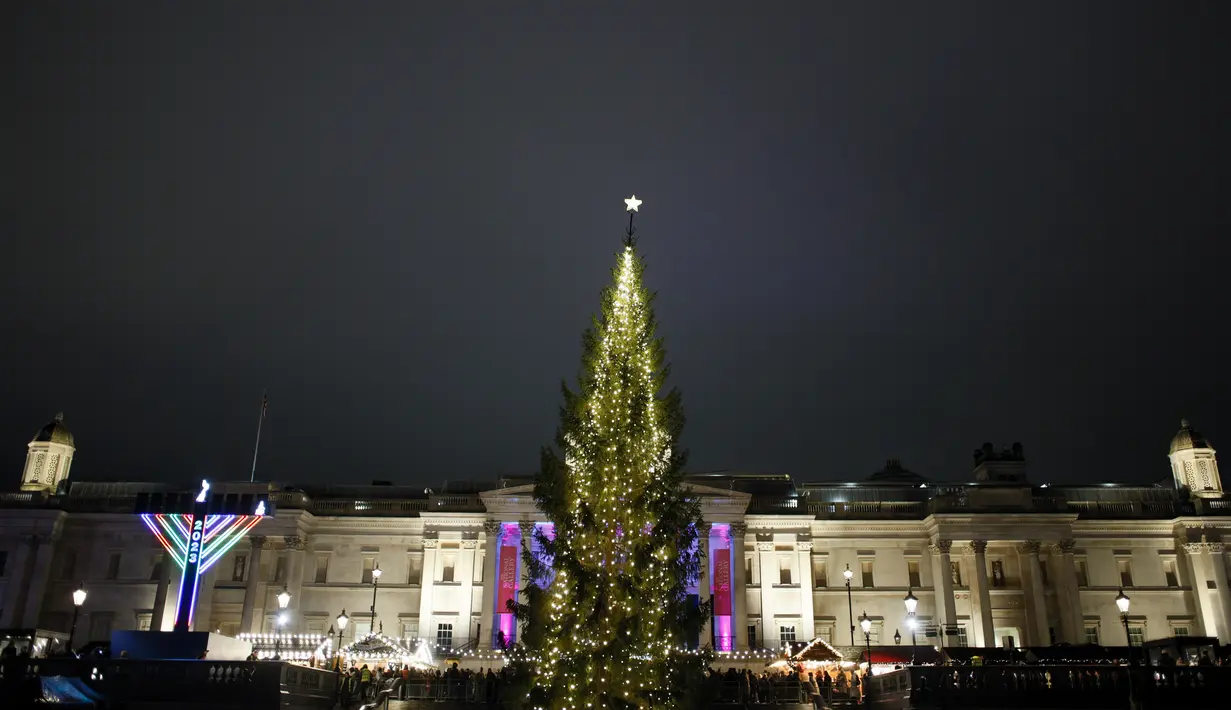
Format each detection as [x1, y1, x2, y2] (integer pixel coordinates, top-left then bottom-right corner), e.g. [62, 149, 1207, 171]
[713, 549, 732, 616]
[497, 545, 519, 613]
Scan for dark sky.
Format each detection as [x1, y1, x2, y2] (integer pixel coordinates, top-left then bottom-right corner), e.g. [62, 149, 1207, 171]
[6, 2, 1228, 489]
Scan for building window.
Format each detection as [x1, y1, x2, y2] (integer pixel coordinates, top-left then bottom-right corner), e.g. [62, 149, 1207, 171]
[232, 555, 247, 583]
[1128, 625, 1145, 646]
[1163, 560, 1179, 587]
[745, 556, 754, 585]
[60, 551, 77, 581]
[361, 558, 376, 584]
[1084, 625, 1100, 645]
[315, 555, 329, 584]
[1039, 561, 1050, 587]
[955, 627, 969, 647]
[861, 560, 874, 588]
[814, 560, 827, 588]
[778, 558, 792, 586]
[1173, 626, 1191, 637]
[150, 555, 164, 581]
[1075, 560, 1089, 587]
[105, 553, 121, 580]
[402, 620, 419, 642]
[89, 612, 114, 642]
[907, 560, 921, 588]
[474, 552, 485, 583]
[951, 561, 962, 586]
[436, 623, 454, 649]
[991, 560, 1006, 588]
[1118, 559, 1134, 587]
[780, 625, 796, 643]
[442, 554, 456, 583]
[273, 555, 287, 583]
[748, 625, 758, 649]
[136, 613, 152, 631]
[1049, 627, 1057, 645]
[407, 556, 423, 585]
[0, 550, 7, 577]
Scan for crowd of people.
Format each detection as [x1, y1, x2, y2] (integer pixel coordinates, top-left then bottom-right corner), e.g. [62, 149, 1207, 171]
[710, 665, 865, 707]
[336, 662, 512, 706]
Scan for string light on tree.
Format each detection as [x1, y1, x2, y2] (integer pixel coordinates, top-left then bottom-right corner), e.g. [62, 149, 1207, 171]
[511, 194, 710, 710]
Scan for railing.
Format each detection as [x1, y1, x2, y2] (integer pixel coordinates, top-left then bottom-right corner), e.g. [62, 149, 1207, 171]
[0, 658, 336, 708]
[902, 664, 1231, 709]
[809, 500, 924, 519]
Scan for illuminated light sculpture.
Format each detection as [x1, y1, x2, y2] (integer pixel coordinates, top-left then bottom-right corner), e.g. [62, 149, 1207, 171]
[137, 479, 272, 632]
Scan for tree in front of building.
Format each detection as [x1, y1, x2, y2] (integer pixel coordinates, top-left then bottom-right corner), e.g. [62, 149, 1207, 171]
[512, 196, 710, 710]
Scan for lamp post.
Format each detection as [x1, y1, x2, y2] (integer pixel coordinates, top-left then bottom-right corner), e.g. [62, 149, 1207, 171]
[69, 584, 87, 653]
[274, 588, 291, 660]
[336, 609, 349, 668]
[860, 612, 873, 701]
[333, 610, 349, 708]
[904, 589, 918, 665]
[1116, 589, 1135, 708]
[894, 629, 901, 645]
[844, 564, 855, 646]
[369, 562, 382, 632]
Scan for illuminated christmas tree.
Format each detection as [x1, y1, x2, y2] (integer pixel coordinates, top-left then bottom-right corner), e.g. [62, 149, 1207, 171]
[518, 196, 710, 710]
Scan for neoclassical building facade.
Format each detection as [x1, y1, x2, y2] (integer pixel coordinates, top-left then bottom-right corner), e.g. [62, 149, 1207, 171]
[1, 414, 1228, 659]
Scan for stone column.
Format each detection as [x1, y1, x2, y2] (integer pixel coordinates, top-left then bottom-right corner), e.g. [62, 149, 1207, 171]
[284, 536, 307, 627]
[698, 523, 712, 647]
[730, 523, 748, 649]
[796, 539, 815, 641]
[516, 521, 536, 641]
[1187, 541, 1231, 643]
[1182, 542, 1219, 638]
[967, 541, 994, 646]
[757, 540, 775, 645]
[0, 535, 36, 627]
[1052, 539, 1083, 644]
[20, 534, 58, 628]
[240, 536, 267, 633]
[192, 567, 219, 633]
[929, 540, 958, 632]
[459, 539, 479, 645]
[417, 538, 439, 643]
[481, 521, 501, 647]
[1017, 541, 1049, 646]
[150, 550, 174, 632]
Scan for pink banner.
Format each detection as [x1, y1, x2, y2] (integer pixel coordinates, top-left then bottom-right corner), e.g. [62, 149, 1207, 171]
[713, 550, 732, 616]
[497, 545, 519, 612]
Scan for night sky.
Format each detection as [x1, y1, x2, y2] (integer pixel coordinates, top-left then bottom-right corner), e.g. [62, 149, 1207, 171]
[6, 2, 1228, 488]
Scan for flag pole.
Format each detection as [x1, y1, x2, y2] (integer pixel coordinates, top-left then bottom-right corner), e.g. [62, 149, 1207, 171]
[250, 391, 267, 483]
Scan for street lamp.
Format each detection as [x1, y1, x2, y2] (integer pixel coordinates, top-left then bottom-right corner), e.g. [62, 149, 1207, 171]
[274, 588, 291, 660]
[69, 584, 87, 653]
[860, 611, 873, 696]
[1115, 589, 1135, 707]
[893, 629, 901, 645]
[333, 610, 349, 708]
[844, 564, 855, 646]
[369, 562, 382, 632]
[904, 589, 919, 665]
[335, 609, 349, 666]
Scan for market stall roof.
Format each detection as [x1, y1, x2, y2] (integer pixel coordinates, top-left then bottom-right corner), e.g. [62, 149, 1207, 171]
[339, 632, 435, 670]
[789, 638, 843, 664]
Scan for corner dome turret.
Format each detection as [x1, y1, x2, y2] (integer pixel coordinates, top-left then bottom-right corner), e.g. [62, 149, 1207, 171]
[33, 412, 74, 447]
[1170, 419, 1211, 455]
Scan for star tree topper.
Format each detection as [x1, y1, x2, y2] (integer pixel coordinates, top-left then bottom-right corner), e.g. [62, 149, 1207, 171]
[624, 194, 643, 212]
